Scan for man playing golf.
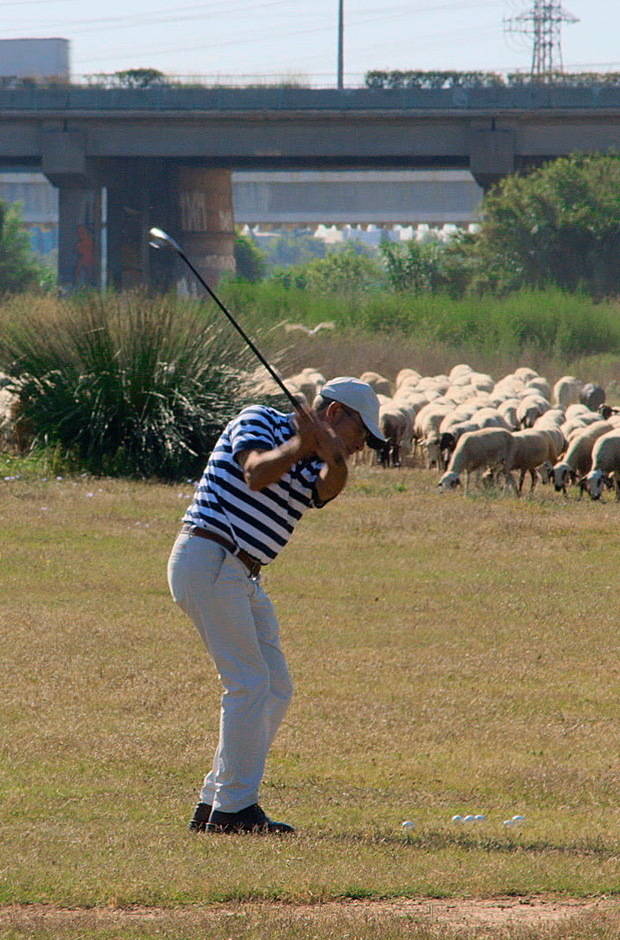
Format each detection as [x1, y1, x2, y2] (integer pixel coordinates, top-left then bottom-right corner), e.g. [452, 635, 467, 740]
[167, 377, 384, 834]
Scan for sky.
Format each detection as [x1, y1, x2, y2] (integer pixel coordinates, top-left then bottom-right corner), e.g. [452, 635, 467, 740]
[3, 0, 619, 84]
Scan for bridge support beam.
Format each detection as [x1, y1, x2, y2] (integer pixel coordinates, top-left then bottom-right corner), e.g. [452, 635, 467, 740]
[469, 127, 516, 191]
[175, 167, 236, 293]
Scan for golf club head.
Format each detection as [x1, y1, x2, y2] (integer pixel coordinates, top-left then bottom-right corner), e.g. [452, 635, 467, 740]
[149, 227, 181, 252]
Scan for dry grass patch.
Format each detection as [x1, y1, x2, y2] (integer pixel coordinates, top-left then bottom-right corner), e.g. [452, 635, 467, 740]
[0, 898, 618, 940]
[1, 469, 618, 918]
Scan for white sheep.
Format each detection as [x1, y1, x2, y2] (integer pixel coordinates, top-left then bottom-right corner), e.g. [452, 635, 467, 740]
[526, 376, 551, 400]
[438, 428, 514, 492]
[553, 375, 583, 410]
[516, 394, 550, 428]
[471, 407, 513, 430]
[533, 408, 565, 429]
[469, 371, 494, 393]
[414, 401, 452, 469]
[287, 367, 325, 402]
[493, 375, 526, 400]
[514, 366, 539, 383]
[550, 420, 615, 494]
[378, 402, 413, 468]
[584, 430, 620, 500]
[496, 398, 521, 430]
[359, 371, 391, 396]
[395, 368, 421, 389]
[505, 429, 563, 495]
[448, 363, 472, 383]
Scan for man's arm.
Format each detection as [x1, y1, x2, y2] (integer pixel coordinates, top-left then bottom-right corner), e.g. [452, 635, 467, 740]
[238, 408, 320, 491]
[238, 408, 349, 502]
[313, 426, 348, 503]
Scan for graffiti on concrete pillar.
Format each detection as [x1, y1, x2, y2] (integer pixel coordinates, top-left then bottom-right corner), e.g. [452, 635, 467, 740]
[180, 191, 209, 231]
[179, 192, 233, 232]
[74, 223, 96, 284]
[218, 210, 233, 230]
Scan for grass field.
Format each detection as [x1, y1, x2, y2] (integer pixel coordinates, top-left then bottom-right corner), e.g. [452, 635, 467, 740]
[1, 465, 618, 939]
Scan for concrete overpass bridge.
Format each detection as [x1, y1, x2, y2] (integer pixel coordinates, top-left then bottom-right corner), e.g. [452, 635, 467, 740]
[1, 83, 618, 289]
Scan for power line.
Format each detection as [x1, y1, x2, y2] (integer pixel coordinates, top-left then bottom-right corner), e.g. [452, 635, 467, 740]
[3, 0, 292, 34]
[72, 0, 499, 66]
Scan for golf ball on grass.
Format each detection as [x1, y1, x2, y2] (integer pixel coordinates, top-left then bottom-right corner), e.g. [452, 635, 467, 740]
[401, 820, 416, 830]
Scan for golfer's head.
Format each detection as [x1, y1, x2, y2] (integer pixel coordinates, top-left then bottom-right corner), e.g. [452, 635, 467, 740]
[314, 377, 386, 451]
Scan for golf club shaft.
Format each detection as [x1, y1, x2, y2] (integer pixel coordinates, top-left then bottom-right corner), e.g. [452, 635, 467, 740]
[177, 249, 301, 411]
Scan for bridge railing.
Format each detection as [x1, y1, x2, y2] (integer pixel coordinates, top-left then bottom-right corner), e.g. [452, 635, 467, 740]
[1, 76, 619, 111]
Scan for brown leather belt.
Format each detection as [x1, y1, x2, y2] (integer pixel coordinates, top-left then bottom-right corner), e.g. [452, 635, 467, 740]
[181, 524, 263, 578]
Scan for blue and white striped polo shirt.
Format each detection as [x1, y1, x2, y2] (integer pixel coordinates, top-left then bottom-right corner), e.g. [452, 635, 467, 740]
[183, 405, 326, 564]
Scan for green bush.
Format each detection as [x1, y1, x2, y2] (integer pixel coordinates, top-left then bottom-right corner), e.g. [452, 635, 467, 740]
[0, 292, 253, 479]
[233, 233, 267, 282]
[0, 201, 49, 293]
[273, 249, 386, 293]
[478, 153, 620, 296]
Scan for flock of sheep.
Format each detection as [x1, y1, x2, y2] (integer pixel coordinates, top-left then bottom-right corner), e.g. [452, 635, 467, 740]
[3, 364, 620, 501]
[272, 365, 620, 501]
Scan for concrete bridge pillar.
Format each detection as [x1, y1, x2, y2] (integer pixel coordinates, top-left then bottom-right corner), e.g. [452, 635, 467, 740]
[41, 130, 102, 288]
[175, 167, 236, 292]
[56, 185, 102, 288]
[106, 179, 150, 290]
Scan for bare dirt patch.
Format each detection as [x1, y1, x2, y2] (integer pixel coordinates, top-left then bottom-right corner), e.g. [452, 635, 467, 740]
[1, 896, 616, 932]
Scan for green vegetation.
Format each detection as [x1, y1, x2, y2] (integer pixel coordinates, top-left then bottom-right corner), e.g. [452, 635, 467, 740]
[0, 292, 253, 478]
[273, 247, 385, 292]
[477, 154, 620, 297]
[364, 69, 620, 89]
[234, 232, 267, 282]
[0, 469, 618, 939]
[255, 154, 620, 300]
[217, 281, 620, 363]
[259, 231, 327, 268]
[1, 285, 620, 478]
[0, 201, 51, 294]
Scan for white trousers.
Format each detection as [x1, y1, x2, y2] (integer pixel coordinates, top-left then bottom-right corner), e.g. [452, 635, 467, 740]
[167, 532, 293, 812]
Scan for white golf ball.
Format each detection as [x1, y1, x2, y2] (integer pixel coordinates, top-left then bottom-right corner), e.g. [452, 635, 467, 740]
[401, 820, 415, 830]
[474, 814, 486, 822]
[503, 818, 516, 826]
[451, 814, 464, 823]
[463, 814, 476, 822]
[512, 814, 525, 822]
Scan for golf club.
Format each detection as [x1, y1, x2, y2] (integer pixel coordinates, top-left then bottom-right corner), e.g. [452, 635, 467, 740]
[148, 226, 300, 410]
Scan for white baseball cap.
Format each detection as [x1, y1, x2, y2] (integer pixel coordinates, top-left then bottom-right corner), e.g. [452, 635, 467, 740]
[319, 376, 386, 448]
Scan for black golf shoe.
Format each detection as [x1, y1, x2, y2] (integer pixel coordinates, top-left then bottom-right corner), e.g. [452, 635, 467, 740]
[188, 802, 213, 832]
[205, 803, 295, 834]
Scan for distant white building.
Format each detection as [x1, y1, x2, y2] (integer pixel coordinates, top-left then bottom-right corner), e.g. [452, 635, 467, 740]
[0, 38, 69, 81]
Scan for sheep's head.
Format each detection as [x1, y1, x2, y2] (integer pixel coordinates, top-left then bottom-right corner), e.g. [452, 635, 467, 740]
[585, 469, 611, 501]
[550, 463, 569, 492]
[538, 460, 553, 485]
[424, 438, 441, 469]
[438, 472, 460, 491]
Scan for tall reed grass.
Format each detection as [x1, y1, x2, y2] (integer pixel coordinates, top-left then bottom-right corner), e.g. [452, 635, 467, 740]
[0, 292, 253, 479]
[220, 282, 620, 362]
